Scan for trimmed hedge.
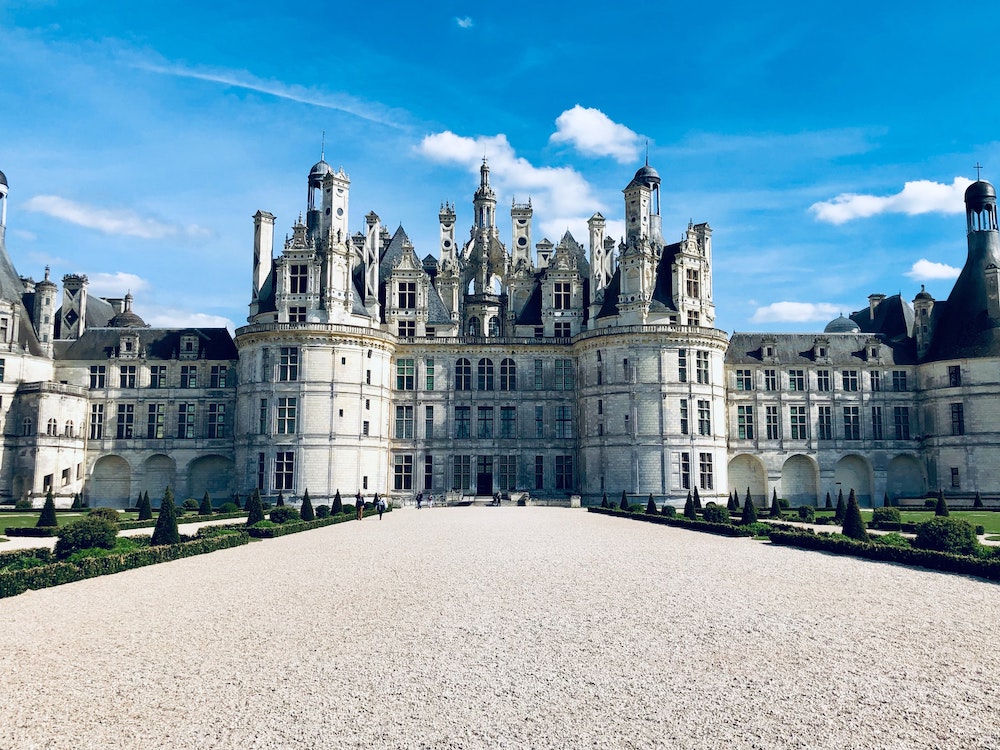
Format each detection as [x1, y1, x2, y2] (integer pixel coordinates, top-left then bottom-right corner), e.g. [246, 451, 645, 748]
[246, 507, 388, 538]
[4, 526, 61, 537]
[117, 510, 247, 531]
[588, 506, 754, 537]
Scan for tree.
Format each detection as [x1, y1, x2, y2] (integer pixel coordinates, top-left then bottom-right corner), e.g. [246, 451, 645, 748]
[246, 488, 265, 526]
[645, 494, 657, 515]
[883, 491, 891, 508]
[727, 492, 738, 512]
[834, 489, 847, 524]
[744, 487, 753, 509]
[151, 487, 180, 546]
[693, 487, 702, 510]
[683, 492, 696, 520]
[600, 493, 609, 509]
[137, 493, 153, 521]
[301, 489, 315, 521]
[332, 490, 343, 515]
[741, 492, 758, 525]
[824, 492, 832, 510]
[199, 491, 213, 516]
[769, 490, 781, 518]
[974, 491, 984, 509]
[232, 491, 242, 510]
[619, 490, 629, 511]
[935, 490, 949, 517]
[841, 489, 868, 542]
[71, 492, 82, 510]
[277, 492, 285, 507]
[37, 488, 57, 528]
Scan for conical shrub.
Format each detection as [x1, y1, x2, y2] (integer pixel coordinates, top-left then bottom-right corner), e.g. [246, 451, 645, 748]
[37, 489, 57, 528]
[693, 488, 702, 510]
[683, 492, 696, 520]
[841, 489, 868, 541]
[137, 492, 153, 521]
[825, 492, 832, 510]
[645, 494, 657, 515]
[974, 492, 984, 509]
[199, 491, 213, 516]
[834, 489, 847, 524]
[277, 492, 285, 507]
[232, 492, 242, 510]
[619, 490, 628, 511]
[935, 490, 949, 517]
[744, 487, 753, 509]
[769, 491, 781, 518]
[600, 493, 609, 508]
[332, 490, 343, 515]
[727, 492, 738, 512]
[246, 488, 265, 526]
[883, 491, 891, 508]
[301, 489, 315, 521]
[151, 487, 180, 545]
[741, 492, 758, 524]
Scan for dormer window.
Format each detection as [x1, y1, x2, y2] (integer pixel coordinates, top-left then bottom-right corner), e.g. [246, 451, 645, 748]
[179, 334, 199, 360]
[119, 333, 140, 359]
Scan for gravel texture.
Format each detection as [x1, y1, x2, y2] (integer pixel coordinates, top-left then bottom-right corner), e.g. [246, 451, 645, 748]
[1, 507, 999, 749]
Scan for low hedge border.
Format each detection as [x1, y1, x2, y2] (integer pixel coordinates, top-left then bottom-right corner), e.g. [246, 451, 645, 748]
[247, 506, 390, 538]
[0, 531, 250, 599]
[4, 526, 60, 537]
[588, 506, 757, 537]
[117, 510, 247, 531]
[768, 530, 1000, 582]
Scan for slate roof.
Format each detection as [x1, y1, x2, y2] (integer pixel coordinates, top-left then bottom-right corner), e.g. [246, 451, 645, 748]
[515, 282, 543, 326]
[849, 294, 914, 342]
[54, 328, 238, 361]
[726, 332, 917, 366]
[923, 242, 1000, 361]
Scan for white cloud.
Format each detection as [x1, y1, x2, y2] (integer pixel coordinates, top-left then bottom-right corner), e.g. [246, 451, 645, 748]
[23, 195, 208, 239]
[751, 302, 842, 323]
[84, 272, 151, 298]
[549, 106, 641, 163]
[455, 16, 474, 28]
[905, 258, 961, 281]
[810, 177, 973, 224]
[142, 308, 235, 331]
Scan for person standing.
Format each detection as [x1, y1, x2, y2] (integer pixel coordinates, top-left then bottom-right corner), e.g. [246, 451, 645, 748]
[377, 495, 386, 520]
[356, 491, 364, 521]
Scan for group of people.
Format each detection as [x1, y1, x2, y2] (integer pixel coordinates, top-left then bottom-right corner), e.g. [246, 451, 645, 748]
[415, 492, 435, 509]
[355, 492, 388, 520]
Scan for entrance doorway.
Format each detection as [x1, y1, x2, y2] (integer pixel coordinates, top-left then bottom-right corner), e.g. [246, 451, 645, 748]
[476, 455, 493, 495]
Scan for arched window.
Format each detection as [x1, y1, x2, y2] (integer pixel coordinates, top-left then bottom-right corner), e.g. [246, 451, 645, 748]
[487, 317, 500, 337]
[47, 418, 58, 436]
[22, 418, 32, 436]
[455, 358, 471, 391]
[64, 421, 74, 438]
[478, 359, 495, 391]
[468, 317, 481, 337]
[500, 358, 517, 391]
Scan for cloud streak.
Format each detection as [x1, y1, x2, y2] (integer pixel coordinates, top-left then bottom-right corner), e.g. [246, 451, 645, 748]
[455, 17, 474, 28]
[85, 272, 152, 297]
[23, 195, 209, 239]
[751, 301, 843, 323]
[550, 105, 641, 163]
[905, 258, 961, 281]
[810, 177, 973, 224]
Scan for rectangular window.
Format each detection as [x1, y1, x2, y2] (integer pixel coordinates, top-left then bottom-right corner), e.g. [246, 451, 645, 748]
[257, 452, 266, 491]
[277, 397, 297, 435]
[680, 452, 691, 490]
[455, 406, 471, 439]
[871, 406, 884, 440]
[699, 452, 713, 490]
[115, 403, 134, 439]
[736, 369, 753, 390]
[258, 398, 268, 434]
[477, 406, 494, 439]
[816, 370, 830, 392]
[951, 468, 960, 489]
[362, 420, 370, 436]
[556, 405, 573, 439]
[678, 349, 687, 383]
[288, 306, 306, 323]
[89, 404, 104, 439]
[275, 451, 295, 491]
[119, 365, 137, 389]
[425, 358, 434, 390]
[424, 455, 433, 490]
[498, 455, 516, 490]
[553, 282, 571, 310]
[554, 359, 574, 390]
[766, 406, 780, 440]
[500, 359, 516, 391]
[818, 406, 833, 440]
[425, 406, 434, 439]
[500, 406, 516, 439]
[396, 358, 415, 390]
[737, 405, 754, 440]
[149, 365, 166, 389]
[279, 347, 299, 381]
[177, 403, 196, 439]
[764, 369, 777, 391]
[697, 399, 711, 436]
[680, 399, 689, 435]
[892, 370, 908, 392]
[180, 365, 197, 388]
[842, 370, 859, 391]
[210, 365, 228, 388]
[555, 455, 573, 490]
[870, 371, 882, 392]
[534, 359, 543, 389]
[397, 320, 415, 337]
[554, 321, 571, 338]
[454, 455, 471, 491]
[893, 406, 911, 440]
[948, 365, 962, 387]
[207, 403, 226, 438]
[535, 405, 544, 438]
[843, 406, 861, 440]
[696, 350, 710, 384]
[393, 454, 413, 490]
[788, 369, 805, 391]
[398, 281, 416, 309]
[89, 365, 106, 389]
[790, 405, 807, 440]
[686, 269, 700, 297]
[147, 403, 165, 439]
[394, 405, 414, 439]
[951, 403, 965, 435]
[0, 358, 5, 382]
[534, 455, 544, 490]
[289, 264, 308, 294]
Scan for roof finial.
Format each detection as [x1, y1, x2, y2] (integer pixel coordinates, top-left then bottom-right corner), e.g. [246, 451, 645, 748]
[321, 130, 326, 162]
[975, 161, 983, 181]
[645, 140, 649, 166]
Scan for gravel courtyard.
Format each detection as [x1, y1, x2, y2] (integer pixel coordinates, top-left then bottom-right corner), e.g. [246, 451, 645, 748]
[2, 507, 999, 749]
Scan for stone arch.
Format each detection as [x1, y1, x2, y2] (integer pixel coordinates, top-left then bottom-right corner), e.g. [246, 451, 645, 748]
[90, 455, 132, 509]
[728, 454, 766, 504]
[143, 454, 177, 503]
[886, 455, 925, 501]
[835, 454, 874, 507]
[781, 454, 819, 506]
[186, 455, 235, 501]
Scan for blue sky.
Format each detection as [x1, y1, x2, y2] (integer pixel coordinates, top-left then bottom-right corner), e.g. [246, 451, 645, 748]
[1, 1, 998, 334]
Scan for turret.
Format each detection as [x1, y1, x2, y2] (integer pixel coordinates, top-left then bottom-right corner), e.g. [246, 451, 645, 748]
[511, 199, 533, 269]
[0, 169, 8, 241]
[60, 274, 89, 340]
[252, 210, 275, 304]
[33, 266, 57, 354]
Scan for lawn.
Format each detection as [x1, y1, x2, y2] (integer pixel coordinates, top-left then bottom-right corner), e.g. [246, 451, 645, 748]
[1, 511, 140, 530]
[811, 508, 1000, 534]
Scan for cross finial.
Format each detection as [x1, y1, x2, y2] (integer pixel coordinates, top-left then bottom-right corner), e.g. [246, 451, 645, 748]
[975, 162, 983, 181]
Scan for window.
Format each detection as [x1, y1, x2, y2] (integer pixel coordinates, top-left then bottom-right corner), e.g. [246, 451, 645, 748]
[870, 371, 882, 392]
[893, 406, 911, 440]
[554, 359, 574, 390]
[288, 306, 307, 323]
[454, 455, 471, 491]
[948, 366, 962, 387]
[790, 406, 807, 440]
[556, 405, 573, 438]
[477, 406, 494, 438]
[425, 406, 434, 439]
[210, 365, 228, 388]
[788, 370, 805, 391]
[871, 406, 884, 440]
[596, 368, 603, 385]
[115, 404, 134, 439]
[764, 369, 777, 391]
[277, 397, 297, 435]
[147, 403, 165, 439]
[678, 349, 687, 382]
[203, 403, 225, 438]
[177, 403, 196, 439]
[687, 311, 700, 327]
[597, 399, 603, 415]
[394, 406, 414, 439]
[842, 370, 859, 391]
[455, 406, 471, 439]
[275, 451, 295, 491]
[699, 452, 713, 490]
[424, 455, 433, 490]
[818, 406, 833, 440]
[554, 321, 571, 338]
[397, 320, 415, 337]
[425, 359, 435, 390]
[499, 358, 516, 391]
[119, 365, 137, 388]
[366, 370, 371, 385]
[535, 405, 544, 438]
[891, 371, 908, 392]
[534, 455, 544, 490]
[555, 455, 573, 490]
[765, 406, 780, 440]
[279, 348, 299, 381]
[455, 358, 471, 390]
[843, 406, 861, 440]
[89, 404, 104, 439]
[736, 369, 753, 390]
[467, 317, 481, 336]
[680, 399, 689, 435]
[478, 359, 495, 391]
[737, 405, 754, 439]
[680, 452, 691, 490]
[500, 406, 516, 438]
[534, 359, 543, 389]
[686, 269, 700, 297]
[398, 281, 416, 309]
[951, 403, 965, 436]
[149, 366, 166, 389]
[257, 453, 266, 491]
[396, 359, 415, 390]
[258, 399, 268, 434]
[816, 370, 830, 392]
[181, 365, 197, 388]
[89, 365, 106, 389]
[289, 264, 308, 294]
[21, 417, 32, 436]
[691, 350, 709, 384]
[61, 468, 70, 486]
[498, 455, 516, 490]
[393, 455, 413, 490]
[553, 282, 571, 310]
[951, 468, 960, 489]
[64, 421, 74, 438]
[46, 418, 58, 436]
[362, 421, 370, 436]
[697, 400, 711, 435]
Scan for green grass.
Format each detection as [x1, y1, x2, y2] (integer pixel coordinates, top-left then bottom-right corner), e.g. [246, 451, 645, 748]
[808, 508, 1000, 534]
[1, 511, 140, 530]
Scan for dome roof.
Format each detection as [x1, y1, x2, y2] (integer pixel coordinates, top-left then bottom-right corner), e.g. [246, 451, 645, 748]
[824, 314, 860, 333]
[309, 160, 332, 178]
[0, 169, 7, 188]
[914, 284, 933, 301]
[107, 310, 147, 328]
[632, 164, 661, 185]
[965, 180, 996, 203]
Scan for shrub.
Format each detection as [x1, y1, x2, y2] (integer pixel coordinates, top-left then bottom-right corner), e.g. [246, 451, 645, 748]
[924, 498, 937, 509]
[871, 532, 911, 548]
[824, 492, 832, 509]
[300, 490, 315, 522]
[269, 506, 301, 524]
[778, 498, 790, 510]
[934, 491, 949, 517]
[834, 490, 847, 524]
[741, 494, 758, 525]
[769, 493, 781, 518]
[703, 504, 730, 524]
[645, 494, 657, 515]
[252, 519, 277, 529]
[660, 504, 676, 517]
[37, 490, 57, 528]
[883, 491, 891, 508]
[316, 504, 330, 519]
[841, 490, 868, 542]
[71, 493, 83, 510]
[232, 492, 242, 510]
[88, 507, 121, 525]
[727, 493, 738, 512]
[276, 492, 285, 507]
[976, 524, 986, 536]
[914, 517, 979, 556]
[974, 492, 984, 509]
[15, 499, 32, 510]
[600, 493, 609, 508]
[246, 489, 265, 526]
[151, 488, 180, 546]
[137, 493, 153, 521]
[55, 518, 118, 559]
[332, 490, 343, 515]
[872, 507, 901, 527]
[218, 502, 239, 514]
[797, 506, 816, 523]
[182, 498, 200, 511]
[683, 492, 696, 520]
[619, 491, 629, 511]
[692, 488, 702, 510]
[199, 492, 213, 516]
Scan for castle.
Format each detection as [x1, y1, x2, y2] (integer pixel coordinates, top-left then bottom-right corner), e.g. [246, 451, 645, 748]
[0, 159, 997, 508]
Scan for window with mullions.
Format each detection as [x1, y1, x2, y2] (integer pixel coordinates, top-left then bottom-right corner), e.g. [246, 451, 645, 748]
[500, 358, 516, 391]
[89, 365, 106, 389]
[147, 404, 164, 439]
[498, 455, 517, 490]
[554, 359, 574, 390]
[788, 370, 805, 391]
[697, 400, 711, 436]
[870, 371, 882, 392]
[789, 406, 807, 440]
[737, 405, 754, 439]
[891, 370, 908, 392]
[181, 365, 197, 388]
[500, 406, 516, 438]
[478, 359, 495, 391]
[816, 370, 830, 392]
[842, 370, 859, 391]
[208, 403, 226, 438]
[425, 406, 434, 439]
[533, 359, 543, 389]
[698, 452, 713, 490]
[119, 365, 137, 389]
[951, 403, 965, 435]
[425, 359, 434, 390]
[764, 369, 777, 391]
[395, 405, 414, 439]
[477, 406, 494, 438]
[177, 403, 196, 439]
[276, 397, 297, 435]
[149, 365, 166, 389]
[453, 455, 471, 491]
[397, 281, 416, 309]
[680, 399, 689, 435]
[680, 452, 691, 490]
[736, 369, 753, 390]
[278, 347, 299, 381]
[555, 455, 573, 490]
[678, 349, 687, 382]
[948, 365, 962, 387]
[843, 406, 861, 440]
[396, 359, 415, 390]
[556, 405, 573, 438]
[115, 404, 134, 439]
[289, 264, 308, 294]
[274, 451, 295, 491]
[210, 365, 228, 388]
[696, 351, 709, 384]
[455, 406, 471, 439]
[553, 282, 571, 310]
[455, 358, 471, 390]
[393, 454, 413, 490]
[893, 406, 911, 440]
[765, 406, 779, 440]
[818, 406, 832, 440]
[871, 406, 884, 440]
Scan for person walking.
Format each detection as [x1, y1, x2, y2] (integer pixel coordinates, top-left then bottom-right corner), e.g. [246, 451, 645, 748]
[377, 495, 386, 520]
[356, 491, 364, 521]
[416, 492, 423, 509]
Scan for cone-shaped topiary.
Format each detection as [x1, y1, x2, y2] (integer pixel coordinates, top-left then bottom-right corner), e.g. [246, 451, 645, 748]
[619, 490, 628, 511]
[137, 492, 153, 521]
[825, 491, 833, 509]
[693, 487, 702, 510]
[301, 489, 315, 521]
[70, 492, 80, 509]
[841, 489, 868, 541]
[332, 489, 343, 515]
[683, 492, 696, 520]
[727, 492, 738, 512]
[600, 493, 609, 508]
[37, 489, 58, 527]
[834, 489, 846, 524]
[883, 491, 890, 508]
[769, 491, 781, 518]
[232, 491, 241, 509]
[151, 487, 180, 545]
[974, 491, 984, 509]
[143, 490, 150, 508]
[199, 491, 213, 516]
[741, 492, 758, 524]
[646, 494, 657, 515]
[935, 489, 949, 517]
[246, 488, 265, 526]
[744, 487, 753, 509]
[277, 492, 285, 507]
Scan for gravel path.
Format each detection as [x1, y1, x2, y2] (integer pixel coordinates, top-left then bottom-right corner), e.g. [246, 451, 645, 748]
[1, 507, 998, 749]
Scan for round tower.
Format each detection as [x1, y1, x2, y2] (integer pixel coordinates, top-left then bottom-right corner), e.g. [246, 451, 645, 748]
[34, 266, 58, 352]
[0, 169, 9, 237]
